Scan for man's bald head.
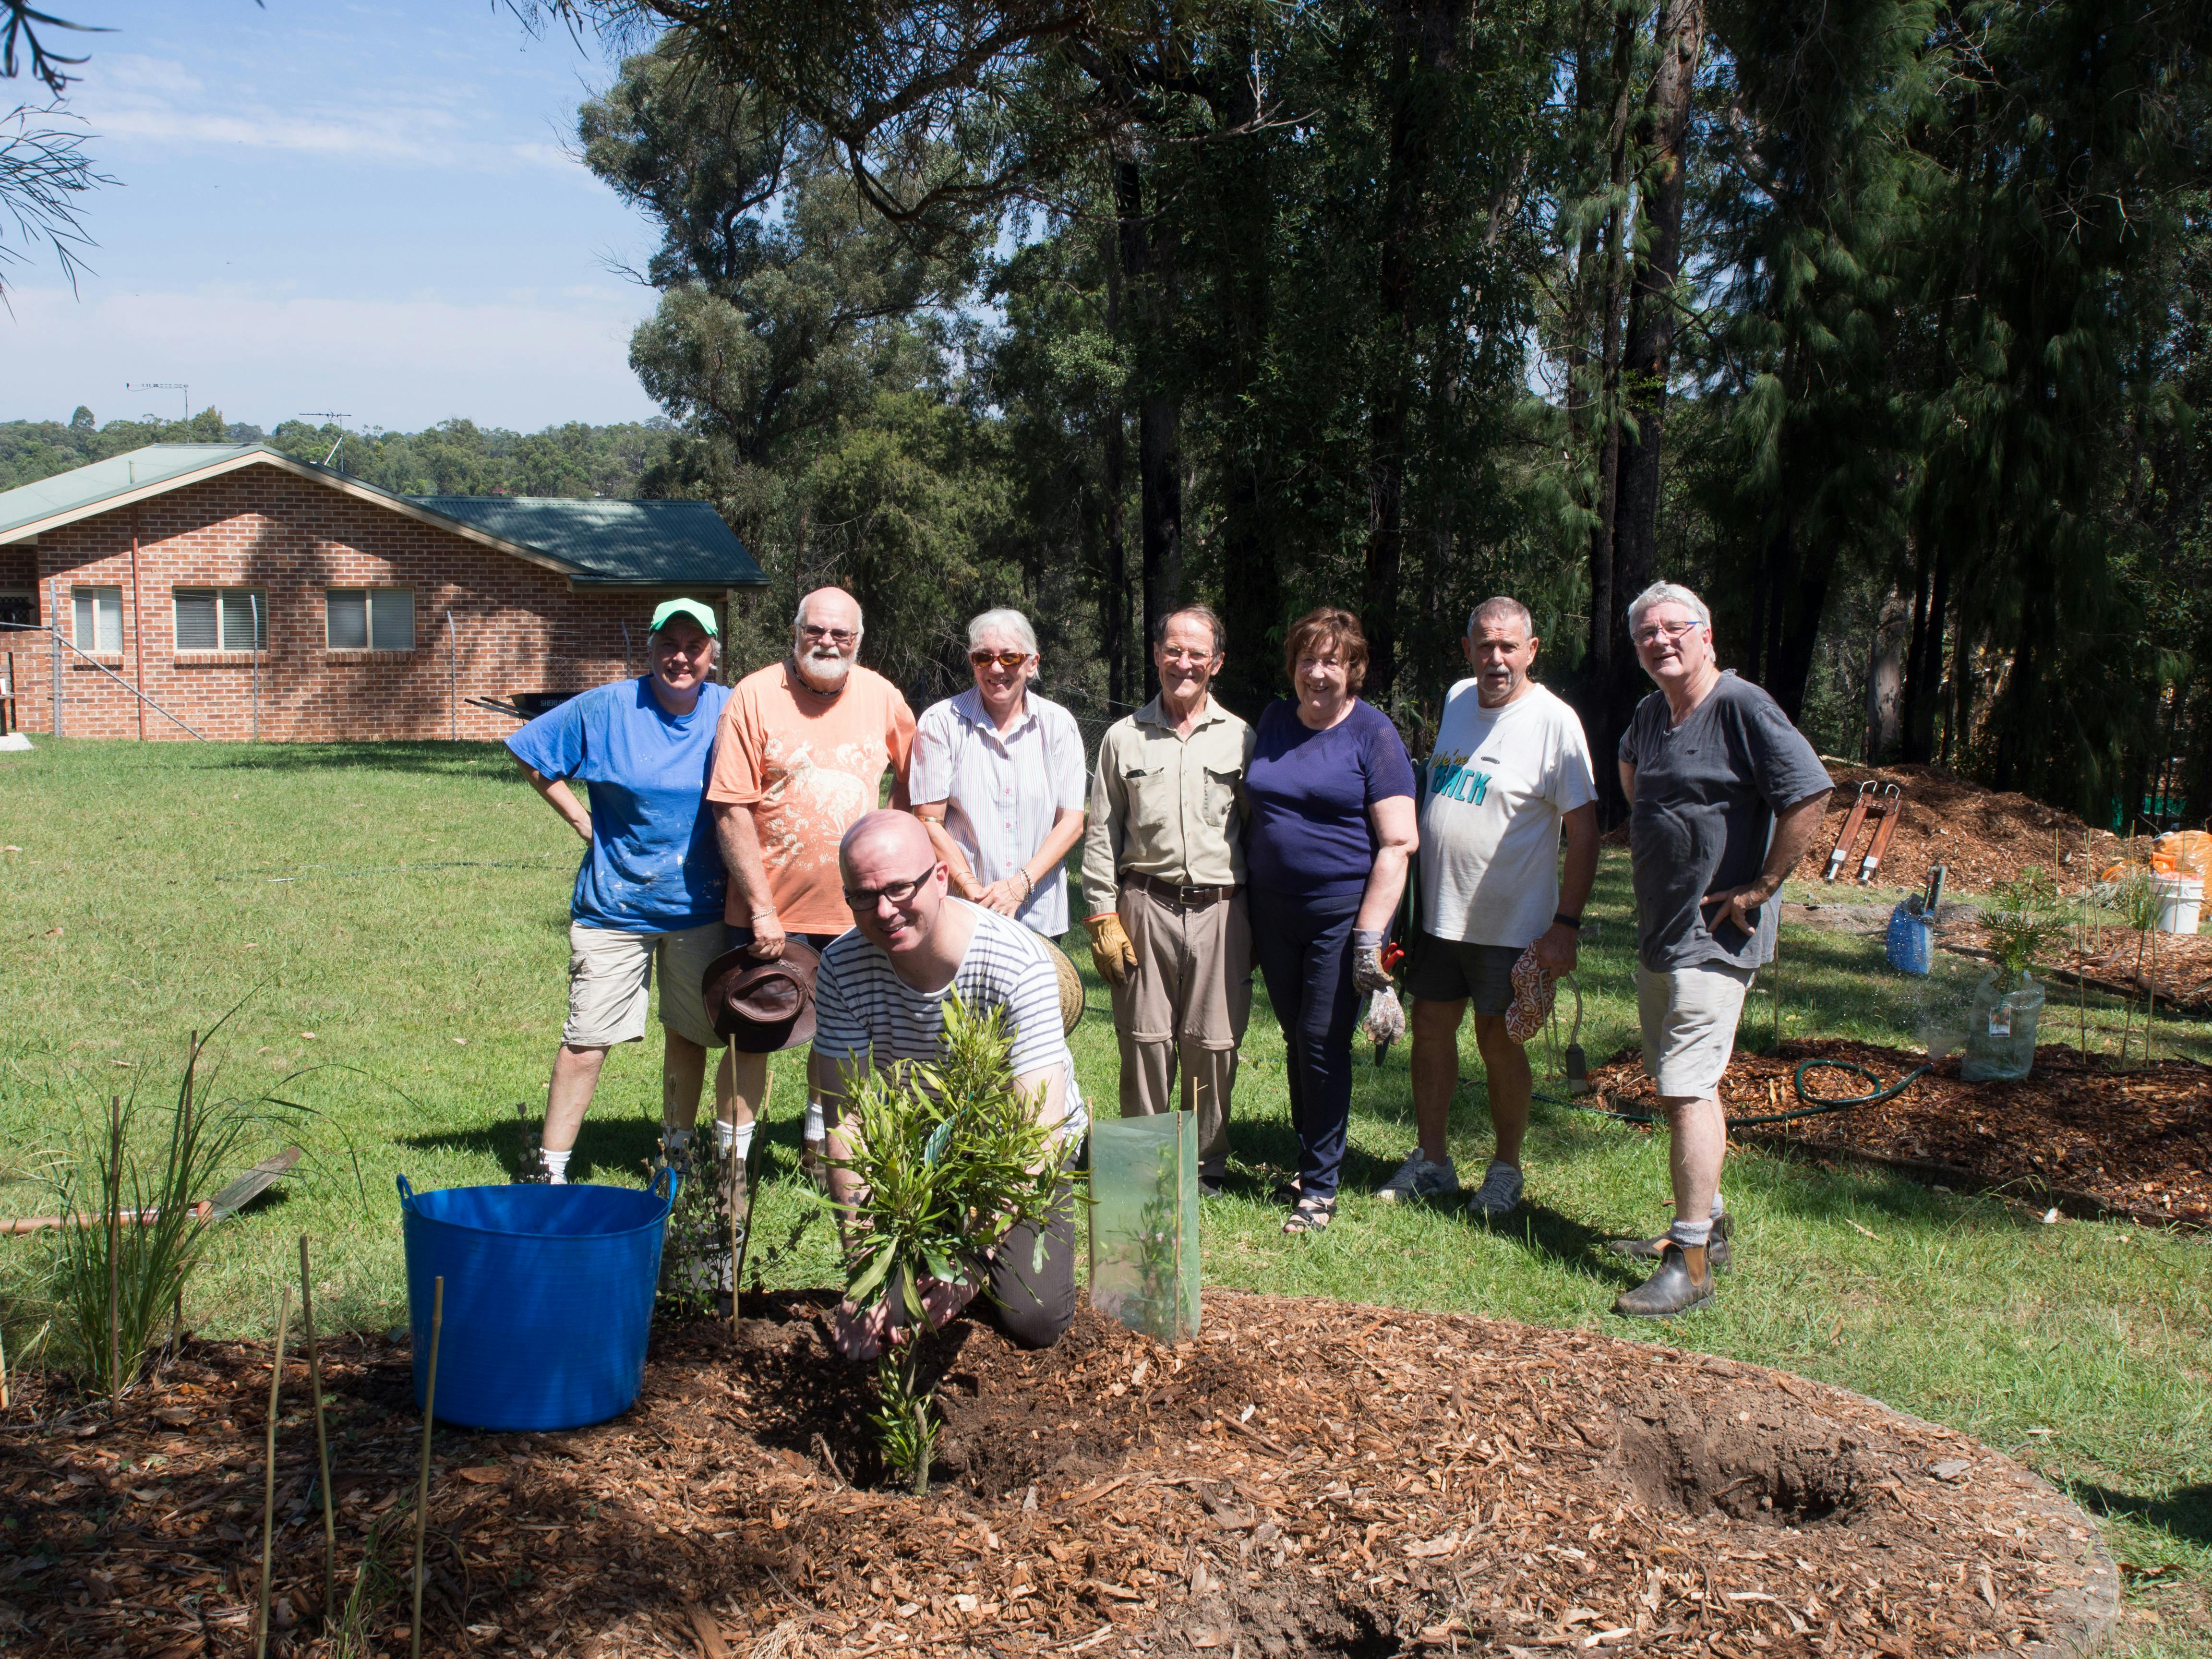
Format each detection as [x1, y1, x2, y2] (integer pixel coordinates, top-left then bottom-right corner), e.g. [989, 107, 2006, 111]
[796, 587, 863, 636]
[840, 809, 932, 878]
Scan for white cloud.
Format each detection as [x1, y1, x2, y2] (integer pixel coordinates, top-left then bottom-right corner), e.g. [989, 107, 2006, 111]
[80, 52, 578, 173]
[1, 282, 664, 431]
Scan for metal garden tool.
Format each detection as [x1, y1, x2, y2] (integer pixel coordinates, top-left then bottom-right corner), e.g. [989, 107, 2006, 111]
[1824, 781, 1875, 881]
[1855, 784, 1904, 884]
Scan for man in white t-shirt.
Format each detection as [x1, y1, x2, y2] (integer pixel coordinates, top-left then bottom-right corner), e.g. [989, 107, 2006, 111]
[1382, 597, 1598, 1218]
[813, 810, 1086, 1354]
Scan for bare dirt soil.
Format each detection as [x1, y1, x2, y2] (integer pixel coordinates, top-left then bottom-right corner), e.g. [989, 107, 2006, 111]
[0, 1292, 2118, 1658]
[1587, 1038, 2212, 1228]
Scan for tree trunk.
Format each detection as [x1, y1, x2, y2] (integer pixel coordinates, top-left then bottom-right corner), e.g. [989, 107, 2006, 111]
[1583, 0, 1639, 822]
[1863, 587, 1908, 762]
[1611, 0, 1703, 650]
[1111, 150, 1182, 699]
[1360, 0, 1469, 707]
[1102, 236, 1131, 711]
[1900, 531, 1950, 763]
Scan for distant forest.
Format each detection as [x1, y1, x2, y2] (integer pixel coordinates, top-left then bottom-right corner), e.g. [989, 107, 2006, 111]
[0, 409, 676, 502]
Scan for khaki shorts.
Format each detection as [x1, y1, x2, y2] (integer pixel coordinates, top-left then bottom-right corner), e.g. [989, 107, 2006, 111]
[564, 920, 726, 1050]
[1636, 960, 1756, 1098]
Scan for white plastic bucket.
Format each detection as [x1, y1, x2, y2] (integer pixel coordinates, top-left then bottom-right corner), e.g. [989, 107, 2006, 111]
[2151, 874, 2204, 935]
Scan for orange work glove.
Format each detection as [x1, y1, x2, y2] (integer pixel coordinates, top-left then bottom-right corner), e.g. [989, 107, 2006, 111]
[1084, 913, 1138, 987]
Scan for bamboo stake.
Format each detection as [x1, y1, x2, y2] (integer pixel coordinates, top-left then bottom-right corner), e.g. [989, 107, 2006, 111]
[299, 1235, 337, 1625]
[1, 1317, 10, 1411]
[172, 1032, 198, 1356]
[256, 1286, 292, 1659]
[729, 1072, 773, 1319]
[107, 1094, 122, 1412]
[411, 1275, 445, 1659]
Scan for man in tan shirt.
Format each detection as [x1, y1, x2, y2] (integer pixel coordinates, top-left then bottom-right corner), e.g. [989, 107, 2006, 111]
[1081, 605, 1255, 1193]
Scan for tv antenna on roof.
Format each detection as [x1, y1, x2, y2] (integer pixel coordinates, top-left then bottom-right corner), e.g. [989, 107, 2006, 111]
[127, 382, 189, 425]
[300, 412, 352, 468]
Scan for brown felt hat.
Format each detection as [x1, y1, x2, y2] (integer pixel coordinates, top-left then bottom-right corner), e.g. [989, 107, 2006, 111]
[1044, 936, 1085, 1035]
[703, 940, 823, 1054]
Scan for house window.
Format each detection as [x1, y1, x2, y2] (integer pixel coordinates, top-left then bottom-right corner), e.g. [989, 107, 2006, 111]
[72, 586, 123, 653]
[174, 588, 267, 652]
[0, 590, 32, 629]
[325, 588, 415, 652]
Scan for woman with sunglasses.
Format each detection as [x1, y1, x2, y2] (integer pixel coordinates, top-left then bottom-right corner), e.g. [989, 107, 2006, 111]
[911, 609, 1088, 939]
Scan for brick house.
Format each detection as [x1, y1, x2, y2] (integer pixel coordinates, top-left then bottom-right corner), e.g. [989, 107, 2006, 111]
[0, 444, 765, 742]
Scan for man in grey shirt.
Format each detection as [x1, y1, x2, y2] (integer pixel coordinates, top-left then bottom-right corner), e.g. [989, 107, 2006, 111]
[1613, 582, 1832, 1318]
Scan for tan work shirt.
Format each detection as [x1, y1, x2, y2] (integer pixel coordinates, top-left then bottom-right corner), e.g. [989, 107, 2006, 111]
[1080, 695, 1255, 914]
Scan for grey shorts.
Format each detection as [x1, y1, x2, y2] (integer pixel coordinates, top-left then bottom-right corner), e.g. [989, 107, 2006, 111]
[1636, 960, 1756, 1097]
[1406, 930, 1521, 1017]
[564, 920, 726, 1050]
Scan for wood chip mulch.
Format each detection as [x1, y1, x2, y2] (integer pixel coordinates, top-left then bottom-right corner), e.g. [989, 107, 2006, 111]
[1787, 765, 2118, 897]
[0, 1291, 2117, 1659]
[1587, 1038, 2212, 1228]
[2032, 931, 2212, 1017]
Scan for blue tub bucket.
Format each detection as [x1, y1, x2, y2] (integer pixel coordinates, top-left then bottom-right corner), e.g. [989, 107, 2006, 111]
[397, 1171, 675, 1431]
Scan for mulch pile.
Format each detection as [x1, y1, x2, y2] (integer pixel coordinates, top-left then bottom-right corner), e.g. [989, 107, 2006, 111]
[1787, 765, 2117, 896]
[1587, 1038, 2212, 1228]
[2025, 931, 2212, 1018]
[0, 1291, 2117, 1658]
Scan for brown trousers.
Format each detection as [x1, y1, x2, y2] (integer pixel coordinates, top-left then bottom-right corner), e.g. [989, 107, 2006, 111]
[1109, 883, 1251, 1178]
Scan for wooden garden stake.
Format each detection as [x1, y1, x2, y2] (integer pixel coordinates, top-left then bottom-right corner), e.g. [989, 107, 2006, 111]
[0, 1317, 10, 1411]
[256, 1285, 292, 1659]
[411, 1274, 445, 1659]
[172, 1032, 198, 1354]
[729, 1072, 773, 1322]
[107, 1094, 122, 1411]
[299, 1234, 337, 1623]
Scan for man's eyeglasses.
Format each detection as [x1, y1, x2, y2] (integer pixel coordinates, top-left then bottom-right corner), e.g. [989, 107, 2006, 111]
[800, 625, 858, 647]
[970, 649, 1029, 669]
[1632, 618, 1701, 648]
[843, 865, 937, 910]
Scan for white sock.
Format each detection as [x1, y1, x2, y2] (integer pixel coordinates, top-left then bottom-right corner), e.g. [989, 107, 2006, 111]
[661, 1123, 692, 1153]
[1710, 1193, 1726, 1220]
[804, 1100, 825, 1144]
[543, 1148, 571, 1184]
[718, 1119, 755, 1162]
[1669, 1216, 1713, 1249]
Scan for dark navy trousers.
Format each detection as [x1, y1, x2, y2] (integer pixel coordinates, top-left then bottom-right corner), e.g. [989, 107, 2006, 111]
[1250, 888, 1363, 1200]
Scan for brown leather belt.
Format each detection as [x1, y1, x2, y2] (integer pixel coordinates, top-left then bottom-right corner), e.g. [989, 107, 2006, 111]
[1123, 872, 1238, 908]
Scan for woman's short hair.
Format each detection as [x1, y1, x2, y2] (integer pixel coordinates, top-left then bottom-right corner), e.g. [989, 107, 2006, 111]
[967, 608, 1038, 656]
[1283, 606, 1369, 692]
[1626, 581, 1710, 631]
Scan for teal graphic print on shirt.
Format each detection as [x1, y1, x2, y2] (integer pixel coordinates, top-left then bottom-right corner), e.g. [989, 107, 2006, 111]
[1429, 751, 1492, 805]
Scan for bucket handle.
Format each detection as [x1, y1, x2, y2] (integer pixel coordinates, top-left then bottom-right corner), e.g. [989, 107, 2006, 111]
[650, 1165, 678, 1212]
[396, 1173, 416, 1209]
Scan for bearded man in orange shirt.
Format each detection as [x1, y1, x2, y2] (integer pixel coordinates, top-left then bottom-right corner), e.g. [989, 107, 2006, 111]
[708, 586, 917, 1183]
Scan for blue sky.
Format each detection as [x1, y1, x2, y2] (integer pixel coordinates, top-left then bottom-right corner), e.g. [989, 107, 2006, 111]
[2, 1, 668, 433]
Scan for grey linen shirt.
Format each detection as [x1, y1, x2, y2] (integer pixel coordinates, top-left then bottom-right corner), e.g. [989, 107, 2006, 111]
[1079, 696, 1255, 915]
[1618, 671, 1831, 972]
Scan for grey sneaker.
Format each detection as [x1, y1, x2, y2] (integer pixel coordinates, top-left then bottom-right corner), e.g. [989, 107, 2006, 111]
[1466, 1160, 1525, 1219]
[1375, 1151, 1459, 1204]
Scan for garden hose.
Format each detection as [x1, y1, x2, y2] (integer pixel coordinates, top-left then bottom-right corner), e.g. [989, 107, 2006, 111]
[1555, 1056, 1935, 1130]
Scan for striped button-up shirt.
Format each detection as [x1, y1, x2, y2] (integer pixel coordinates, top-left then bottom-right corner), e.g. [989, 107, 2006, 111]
[910, 687, 1088, 937]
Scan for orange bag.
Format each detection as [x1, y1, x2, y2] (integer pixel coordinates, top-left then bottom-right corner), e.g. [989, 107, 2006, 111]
[2156, 830, 2212, 879]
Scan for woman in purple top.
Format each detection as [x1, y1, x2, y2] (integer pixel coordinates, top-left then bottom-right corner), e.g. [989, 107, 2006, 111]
[1245, 607, 1419, 1233]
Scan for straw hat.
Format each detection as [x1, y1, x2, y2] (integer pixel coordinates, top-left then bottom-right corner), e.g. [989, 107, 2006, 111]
[1042, 936, 1086, 1034]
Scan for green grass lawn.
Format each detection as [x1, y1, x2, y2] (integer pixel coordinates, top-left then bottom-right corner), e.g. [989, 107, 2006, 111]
[2, 737, 2207, 1653]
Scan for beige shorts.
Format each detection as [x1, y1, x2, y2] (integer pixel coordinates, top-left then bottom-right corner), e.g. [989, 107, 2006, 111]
[563, 920, 725, 1050]
[1636, 960, 1756, 1098]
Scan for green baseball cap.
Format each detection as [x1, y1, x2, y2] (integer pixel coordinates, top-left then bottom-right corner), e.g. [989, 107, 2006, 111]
[649, 597, 720, 638]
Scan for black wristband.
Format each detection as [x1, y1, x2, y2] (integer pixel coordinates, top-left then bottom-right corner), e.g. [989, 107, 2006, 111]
[1553, 913, 1582, 929]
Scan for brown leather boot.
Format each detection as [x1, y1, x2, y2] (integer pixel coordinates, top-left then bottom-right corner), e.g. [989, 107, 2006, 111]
[1612, 1242, 1715, 1318]
[1607, 1211, 1733, 1271]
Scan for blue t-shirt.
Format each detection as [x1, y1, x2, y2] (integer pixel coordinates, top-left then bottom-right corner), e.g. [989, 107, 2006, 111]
[507, 676, 733, 932]
[1246, 699, 1418, 897]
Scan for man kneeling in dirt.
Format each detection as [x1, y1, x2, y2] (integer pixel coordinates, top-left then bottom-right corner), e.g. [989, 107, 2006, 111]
[813, 810, 1086, 1356]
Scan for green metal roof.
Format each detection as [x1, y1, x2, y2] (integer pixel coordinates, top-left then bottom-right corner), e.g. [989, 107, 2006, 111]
[407, 495, 765, 589]
[0, 443, 765, 590]
[0, 444, 262, 539]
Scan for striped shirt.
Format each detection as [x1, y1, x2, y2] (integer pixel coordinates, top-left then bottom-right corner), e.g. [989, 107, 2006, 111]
[812, 902, 1085, 1135]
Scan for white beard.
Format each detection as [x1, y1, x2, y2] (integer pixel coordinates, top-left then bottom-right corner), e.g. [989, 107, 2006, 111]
[799, 650, 853, 691]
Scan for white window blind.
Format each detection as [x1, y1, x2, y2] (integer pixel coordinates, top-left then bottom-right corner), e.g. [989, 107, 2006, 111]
[175, 589, 267, 651]
[72, 587, 122, 652]
[326, 589, 414, 651]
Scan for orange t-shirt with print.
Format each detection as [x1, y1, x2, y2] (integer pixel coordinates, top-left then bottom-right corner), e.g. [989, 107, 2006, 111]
[705, 661, 917, 932]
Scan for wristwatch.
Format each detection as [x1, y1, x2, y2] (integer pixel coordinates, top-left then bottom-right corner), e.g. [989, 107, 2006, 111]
[1553, 912, 1582, 930]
